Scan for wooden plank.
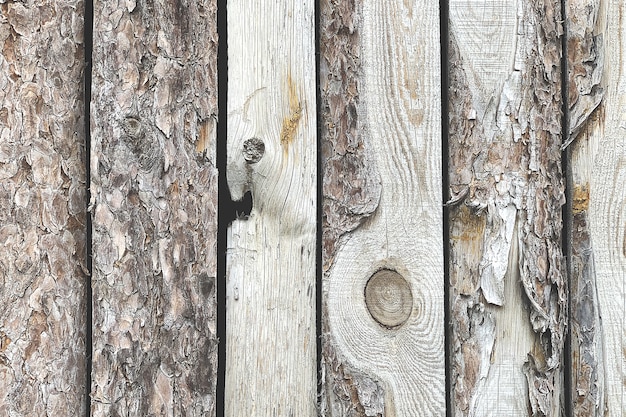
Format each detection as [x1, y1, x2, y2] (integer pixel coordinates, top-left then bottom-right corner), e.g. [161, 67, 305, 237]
[0, 2, 87, 414]
[90, 1, 218, 415]
[566, 1, 607, 416]
[447, 0, 567, 416]
[319, 0, 445, 415]
[225, 0, 317, 415]
[568, 0, 626, 414]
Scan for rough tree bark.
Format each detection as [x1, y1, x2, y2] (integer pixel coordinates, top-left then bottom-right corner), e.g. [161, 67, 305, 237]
[90, 0, 218, 415]
[566, 0, 608, 415]
[320, 0, 445, 415]
[568, 0, 625, 415]
[0, 1, 88, 415]
[448, 0, 566, 415]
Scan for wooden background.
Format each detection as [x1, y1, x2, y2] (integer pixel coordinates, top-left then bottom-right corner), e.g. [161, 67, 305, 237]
[0, 0, 624, 416]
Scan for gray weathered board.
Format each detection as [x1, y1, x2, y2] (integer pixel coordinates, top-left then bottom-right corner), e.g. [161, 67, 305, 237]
[0, 0, 624, 416]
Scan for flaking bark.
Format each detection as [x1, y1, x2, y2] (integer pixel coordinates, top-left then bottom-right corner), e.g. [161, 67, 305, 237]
[319, 0, 383, 415]
[90, 1, 218, 415]
[448, 0, 567, 414]
[0, 1, 87, 415]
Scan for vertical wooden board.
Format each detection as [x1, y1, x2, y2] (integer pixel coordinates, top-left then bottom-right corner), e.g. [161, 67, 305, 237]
[320, 0, 445, 415]
[90, 1, 218, 415]
[569, 0, 626, 414]
[566, 1, 607, 415]
[0, 1, 87, 415]
[448, 0, 566, 416]
[225, 0, 317, 416]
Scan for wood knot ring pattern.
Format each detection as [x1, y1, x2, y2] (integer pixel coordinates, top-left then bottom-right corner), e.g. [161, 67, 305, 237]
[364, 269, 413, 328]
[243, 137, 265, 163]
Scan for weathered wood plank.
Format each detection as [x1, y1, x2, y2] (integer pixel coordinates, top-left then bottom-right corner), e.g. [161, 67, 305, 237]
[320, 0, 445, 415]
[448, 0, 566, 415]
[0, 1, 87, 414]
[568, 0, 625, 414]
[225, 0, 317, 415]
[90, 1, 218, 415]
[566, 1, 607, 415]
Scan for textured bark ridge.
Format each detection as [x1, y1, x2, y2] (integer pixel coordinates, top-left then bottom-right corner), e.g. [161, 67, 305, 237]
[448, 0, 567, 415]
[90, 1, 218, 415]
[320, 0, 383, 415]
[567, 2, 608, 414]
[0, 1, 87, 415]
[566, 0, 605, 143]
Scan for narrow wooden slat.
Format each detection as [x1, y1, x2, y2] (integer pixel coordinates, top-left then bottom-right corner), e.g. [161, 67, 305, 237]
[0, 2, 87, 414]
[225, 0, 317, 415]
[90, 1, 218, 415]
[448, 0, 566, 415]
[320, 0, 445, 414]
[568, 0, 625, 414]
[566, 1, 607, 415]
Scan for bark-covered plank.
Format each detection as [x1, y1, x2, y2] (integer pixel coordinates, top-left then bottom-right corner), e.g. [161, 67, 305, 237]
[320, 0, 445, 415]
[448, 0, 566, 415]
[566, 1, 607, 415]
[0, 1, 88, 415]
[90, 1, 218, 415]
[225, 0, 317, 415]
[568, 0, 625, 414]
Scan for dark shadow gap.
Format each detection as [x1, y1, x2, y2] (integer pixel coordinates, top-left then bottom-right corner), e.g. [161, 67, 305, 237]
[439, 0, 451, 416]
[314, 0, 323, 408]
[83, 0, 94, 415]
[216, 0, 227, 415]
[560, 0, 573, 415]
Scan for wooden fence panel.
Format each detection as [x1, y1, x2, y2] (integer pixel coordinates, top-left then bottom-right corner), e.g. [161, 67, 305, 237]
[225, 0, 317, 415]
[569, 0, 626, 415]
[320, 0, 445, 415]
[0, 2, 87, 415]
[90, 1, 218, 415]
[448, 0, 566, 415]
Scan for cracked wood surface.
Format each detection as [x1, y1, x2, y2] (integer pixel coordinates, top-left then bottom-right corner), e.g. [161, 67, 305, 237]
[225, 0, 317, 415]
[448, 0, 566, 415]
[90, 0, 218, 415]
[569, 0, 625, 414]
[321, 0, 445, 415]
[0, 1, 88, 415]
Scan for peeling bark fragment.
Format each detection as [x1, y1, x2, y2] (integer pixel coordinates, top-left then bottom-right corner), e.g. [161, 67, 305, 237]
[448, 0, 566, 415]
[566, 0, 605, 142]
[320, 0, 383, 415]
[0, 1, 87, 415]
[90, 1, 218, 415]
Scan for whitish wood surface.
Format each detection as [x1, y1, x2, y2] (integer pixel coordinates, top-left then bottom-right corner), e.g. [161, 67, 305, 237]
[569, 0, 626, 414]
[0, 2, 87, 415]
[225, 0, 317, 415]
[90, 1, 218, 415]
[566, 1, 608, 415]
[320, 0, 445, 414]
[448, 0, 566, 416]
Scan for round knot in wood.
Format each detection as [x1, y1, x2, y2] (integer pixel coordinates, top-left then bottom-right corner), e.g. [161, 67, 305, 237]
[365, 269, 413, 328]
[243, 137, 265, 163]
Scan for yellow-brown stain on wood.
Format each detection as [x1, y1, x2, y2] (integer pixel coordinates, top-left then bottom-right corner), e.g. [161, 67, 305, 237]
[573, 183, 590, 214]
[280, 75, 302, 149]
[196, 119, 212, 153]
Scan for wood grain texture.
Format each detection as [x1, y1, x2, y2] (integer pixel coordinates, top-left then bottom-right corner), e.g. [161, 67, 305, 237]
[0, 1, 87, 415]
[90, 1, 218, 415]
[570, 0, 626, 414]
[322, 0, 445, 414]
[567, 1, 608, 415]
[448, 0, 566, 415]
[319, 0, 385, 414]
[225, 0, 317, 415]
